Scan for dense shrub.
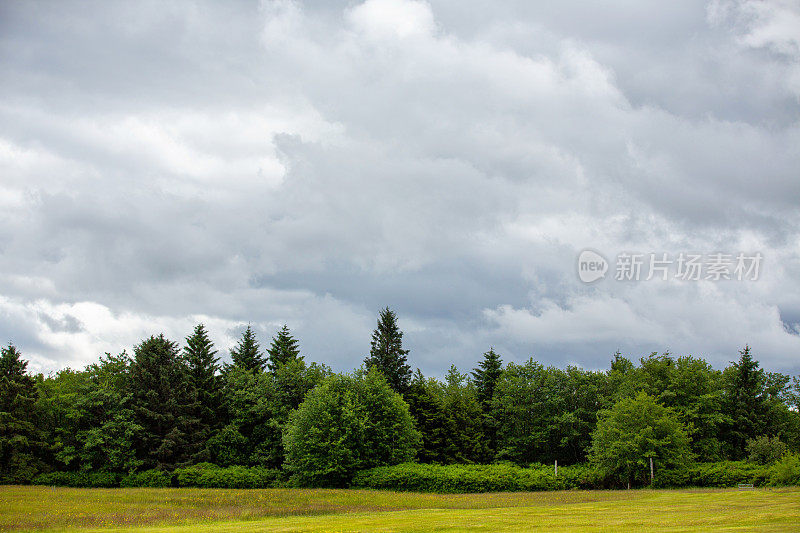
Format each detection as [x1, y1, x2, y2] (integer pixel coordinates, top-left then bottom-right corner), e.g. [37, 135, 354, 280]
[746, 436, 787, 465]
[32, 471, 121, 488]
[653, 461, 771, 488]
[120, 469, 173, 488]
[174, 463, 279, 488]
[768, 453, 800, 486]
[352, 463, 606, 493]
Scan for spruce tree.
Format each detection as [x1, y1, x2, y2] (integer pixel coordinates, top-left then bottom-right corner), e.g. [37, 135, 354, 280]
[267, 325, 302, 372]
[364, 307, 412, 395]
[182, 324, 221, 461]
[129, 334, 195, 470]
[472, 348, 503, 408]
[725, 345, 766, 458]
[405, 369, 447, 463]
[230, 325, 265, 372]
[471, 348, 503, 462]
[0, 344, 45, 483]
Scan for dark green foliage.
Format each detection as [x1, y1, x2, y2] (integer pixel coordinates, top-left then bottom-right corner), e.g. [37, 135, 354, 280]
[0, 344, 46, 483]
[746, 435, 787, 465]
[32, 471, 121, 488]
[213, 361, 330, 469]
[283, 368, 421, 487]
[182, 324, 221, 463]
[438, 366, 485, 464]
[267, 325, 302, 372]
[723, 345, 767, 459]
[405, 370, 448, 463]
[364, 307, 411, 395]
[471, 349, 502, 461]
[120, 469, 173, 487]
[129, 334, 196, 470]
[493, 360, 566, 465]
[229, 325, 265, 372]
[174, 463, 279, 488]
[589, 391, 692, 487]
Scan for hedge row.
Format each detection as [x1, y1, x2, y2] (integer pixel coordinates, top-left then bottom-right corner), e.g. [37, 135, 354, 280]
[353, 456, 800, 492]
[654, 455, 800, 488]
[351, 463, 606, 493]
[33, 464, 280, 489]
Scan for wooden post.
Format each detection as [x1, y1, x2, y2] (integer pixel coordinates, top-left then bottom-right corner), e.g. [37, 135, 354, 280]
[650, 457, 654, 484]
[554, 460, 558, 477]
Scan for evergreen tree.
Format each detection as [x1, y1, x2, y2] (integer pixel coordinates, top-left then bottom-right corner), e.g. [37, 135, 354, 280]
[471, 348, 503, 462]
[405, 369, 448, 463]
[724, 345, 766, 459]
[472, 348, 502, 408]
[267, 325, 302, 372]
[364, 307, 411, 395]
[0, 344, 46, 483]
[182, 323, 221, 462]
[229, 325, 265, 372]
[129, 334, 196, 470]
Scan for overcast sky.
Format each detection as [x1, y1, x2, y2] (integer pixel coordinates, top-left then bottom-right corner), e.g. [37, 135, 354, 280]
[1, 0, 799, 377]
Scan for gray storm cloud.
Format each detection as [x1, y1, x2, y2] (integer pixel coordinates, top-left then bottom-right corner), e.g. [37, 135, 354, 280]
[0, 0, 798, 375]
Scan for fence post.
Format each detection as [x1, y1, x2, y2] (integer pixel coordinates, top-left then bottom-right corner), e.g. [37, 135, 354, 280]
[554, 459, 558, 477]
[650, 457, 654, 484]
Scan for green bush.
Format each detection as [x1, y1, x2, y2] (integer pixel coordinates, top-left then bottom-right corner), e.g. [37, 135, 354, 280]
[120, 469, 173, 488]
[32, 471, 121, 488]
[653, 461, 771, 488]
[768, 453, 800, 486]
[746, 436, 787, 465]
[352, 463, 606, 493]
[283, 369, 421, 487]
[174, 464, 279, 488]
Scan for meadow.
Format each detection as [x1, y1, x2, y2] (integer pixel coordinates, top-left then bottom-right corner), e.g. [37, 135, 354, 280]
[1, 486, 799, 532]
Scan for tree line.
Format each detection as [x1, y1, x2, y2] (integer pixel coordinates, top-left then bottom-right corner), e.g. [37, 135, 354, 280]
[1, 307, 799, 486]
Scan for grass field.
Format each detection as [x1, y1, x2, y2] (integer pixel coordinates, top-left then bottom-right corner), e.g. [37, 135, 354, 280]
[1, 486, 798, 532]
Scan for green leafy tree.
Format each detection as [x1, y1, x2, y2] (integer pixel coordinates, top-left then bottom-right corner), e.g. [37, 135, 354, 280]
[364, 307, 411, 395]
[439, 365, 485, 464]
[589, 391, 692, 488]
[182, 324, 221, 462]
[267, 325, 303, 372]
[283, 368, 421, 487]
[229, 325, 265, 373]
[494, 359, 565, 465]
[129, 334, 196, 470]
[213, 360, 330, 468]
[0, 344, 46, 482]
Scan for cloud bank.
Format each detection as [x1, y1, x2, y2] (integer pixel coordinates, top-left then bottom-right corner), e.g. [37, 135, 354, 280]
[1, 0, 798, 375]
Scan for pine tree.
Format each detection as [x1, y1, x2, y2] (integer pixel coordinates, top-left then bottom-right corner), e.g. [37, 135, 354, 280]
[725, 345, 766, 458]
[230, 325, 265, 372]
[364, 307, 411, 395]
[472, 348, 503, 408]
[182, 324, 221, 462]
[267, 325, 302, 372]
[405, 369, 447, 463]
[129, 334, 196, 470]
[0, 344, 46, 483]
[471, 348, 503, 461]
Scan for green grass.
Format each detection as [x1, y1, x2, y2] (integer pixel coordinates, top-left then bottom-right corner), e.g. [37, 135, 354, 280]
[1, 486, 798, 532]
